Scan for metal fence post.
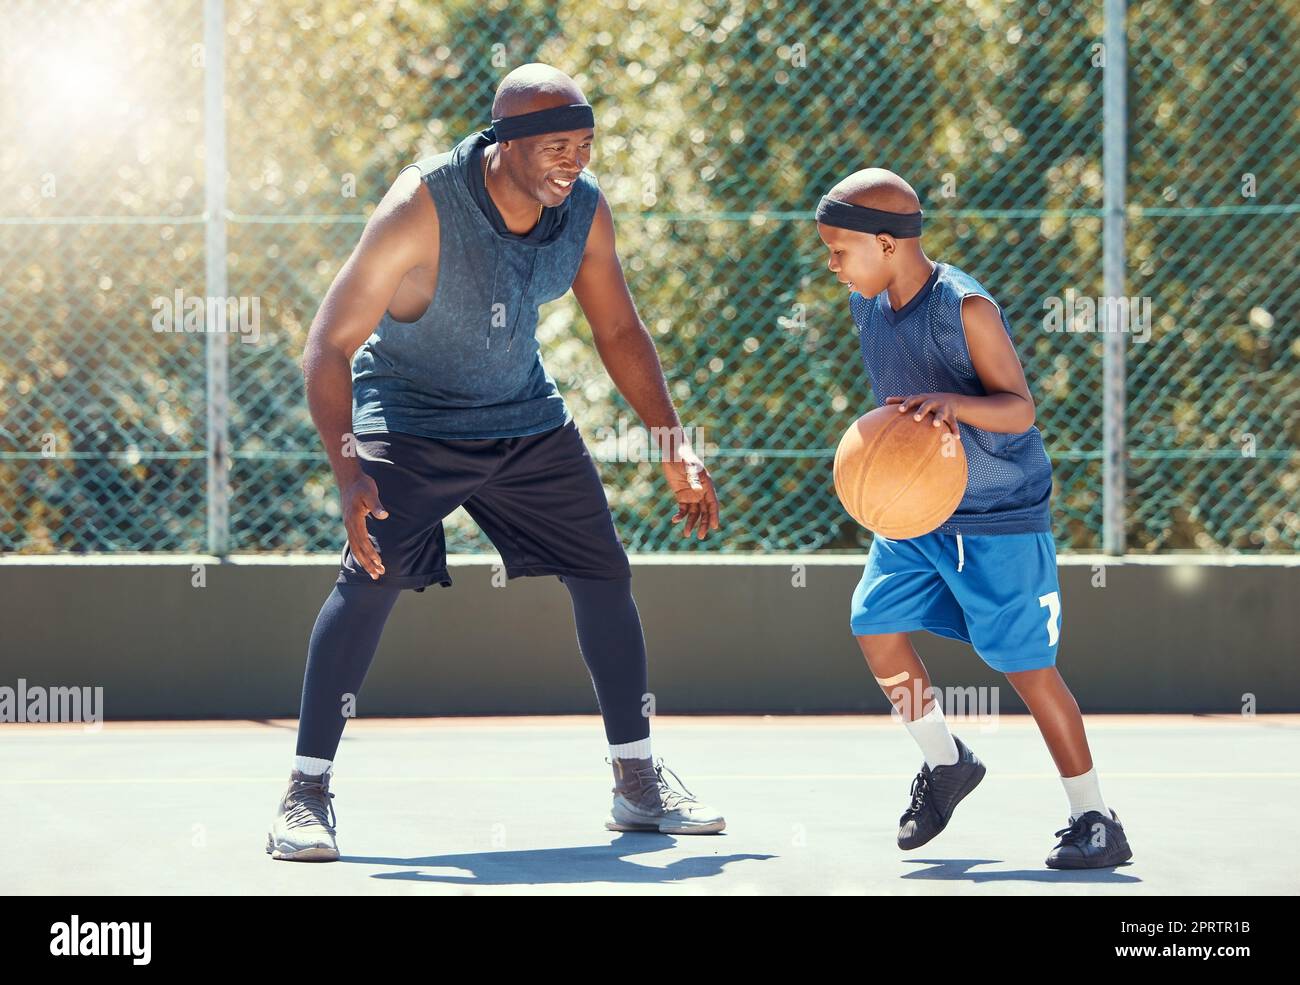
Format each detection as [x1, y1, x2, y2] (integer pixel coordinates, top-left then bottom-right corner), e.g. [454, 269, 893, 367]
[204, 0, 229, 556]
[1102, 0, 1128, 556]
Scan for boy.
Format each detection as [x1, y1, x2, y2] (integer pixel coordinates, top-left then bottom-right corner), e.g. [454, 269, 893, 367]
[814, 168, 1132, 869]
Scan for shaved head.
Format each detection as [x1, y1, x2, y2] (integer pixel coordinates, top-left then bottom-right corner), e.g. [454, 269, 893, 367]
[492, 63, 586, 118]
[816, 167, 930, 299]
[826, 167, 921, 214]
[484, 63, 593, 213]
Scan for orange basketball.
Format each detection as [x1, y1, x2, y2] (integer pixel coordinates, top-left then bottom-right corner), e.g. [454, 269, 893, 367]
[832, 406, 968, 539]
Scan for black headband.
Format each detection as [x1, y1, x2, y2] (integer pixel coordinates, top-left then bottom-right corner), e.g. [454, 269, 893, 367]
[485, 103, 595, 143]
[815, 196, 924, 238]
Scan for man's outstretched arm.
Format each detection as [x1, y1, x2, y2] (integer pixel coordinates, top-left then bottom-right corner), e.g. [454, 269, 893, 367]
[571, 190, 721, 540]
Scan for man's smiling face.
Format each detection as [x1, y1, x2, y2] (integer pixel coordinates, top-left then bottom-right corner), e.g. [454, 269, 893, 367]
[506, 128, 593, 207]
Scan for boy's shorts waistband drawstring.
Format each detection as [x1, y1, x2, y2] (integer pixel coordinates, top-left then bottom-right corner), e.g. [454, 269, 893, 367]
[956, 533, 964, 573]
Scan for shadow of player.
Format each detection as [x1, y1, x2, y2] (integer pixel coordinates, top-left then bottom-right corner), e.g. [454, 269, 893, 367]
[902, 857, 1140, 885]
[344, 832, 775, 887]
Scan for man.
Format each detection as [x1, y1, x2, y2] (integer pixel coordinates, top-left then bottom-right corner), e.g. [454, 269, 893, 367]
[267, 64, 725, 861]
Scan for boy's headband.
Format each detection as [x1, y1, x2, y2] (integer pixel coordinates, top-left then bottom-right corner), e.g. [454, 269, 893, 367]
[485, 103, 595, 143]
[815, 196, 924, 238]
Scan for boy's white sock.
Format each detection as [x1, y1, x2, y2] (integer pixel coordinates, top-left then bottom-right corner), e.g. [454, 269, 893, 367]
[903, 703, 959, 768]
[1061, 766, 1109, 821]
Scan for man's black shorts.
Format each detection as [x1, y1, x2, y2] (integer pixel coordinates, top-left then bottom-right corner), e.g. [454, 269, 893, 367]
[336, 419, 632, 591]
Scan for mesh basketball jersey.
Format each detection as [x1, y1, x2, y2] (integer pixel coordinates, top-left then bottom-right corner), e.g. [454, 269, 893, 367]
[849, 262, 1053, 535]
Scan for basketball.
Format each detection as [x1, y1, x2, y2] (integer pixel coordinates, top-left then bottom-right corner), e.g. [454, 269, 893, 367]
[832, 406, 968, 539]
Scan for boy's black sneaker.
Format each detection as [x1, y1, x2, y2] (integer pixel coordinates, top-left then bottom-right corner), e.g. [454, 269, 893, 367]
[1045, 809, 1132, 869]
[897, 736, 986, 850]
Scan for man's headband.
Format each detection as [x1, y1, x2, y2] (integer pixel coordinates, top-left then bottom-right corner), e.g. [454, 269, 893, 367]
[485, 103, 595, 143]
[815, 196, 924, 238]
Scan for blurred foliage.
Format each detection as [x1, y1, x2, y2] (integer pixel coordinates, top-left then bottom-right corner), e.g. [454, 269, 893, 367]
[0, 0, 1296, 554]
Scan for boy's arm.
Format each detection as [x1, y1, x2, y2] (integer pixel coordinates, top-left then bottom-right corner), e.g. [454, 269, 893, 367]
[889, 295, 1036, 435]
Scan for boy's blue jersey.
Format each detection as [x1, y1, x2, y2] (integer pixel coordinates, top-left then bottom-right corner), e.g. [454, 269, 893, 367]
[849, 262, 1053, 535]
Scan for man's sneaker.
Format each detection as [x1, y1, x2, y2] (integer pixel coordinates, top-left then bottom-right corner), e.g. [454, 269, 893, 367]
[1045, 809, 1132, 869]
[897, 736, 986, 850]
[605, 757, 726, 834]
[266, 769, 340, 862]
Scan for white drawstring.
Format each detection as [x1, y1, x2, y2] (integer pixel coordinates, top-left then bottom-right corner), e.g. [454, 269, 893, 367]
[956, 533, 965, 573]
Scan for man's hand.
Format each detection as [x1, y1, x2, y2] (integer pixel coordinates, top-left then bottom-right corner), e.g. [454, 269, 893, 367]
[661, 446, 721, 540]
[341, 474, 388, 580]
[885, 393, 963, 436]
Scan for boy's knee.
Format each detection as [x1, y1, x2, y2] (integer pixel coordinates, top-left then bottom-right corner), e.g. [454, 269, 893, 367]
[854, 631, 910, 664]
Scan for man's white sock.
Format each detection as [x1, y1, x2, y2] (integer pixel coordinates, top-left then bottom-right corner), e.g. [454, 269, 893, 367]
[1061, 766, 1108, 821]
[904, 703, 960, 768]
[294, 755, 333, 777]
[609, 737, 653, 761]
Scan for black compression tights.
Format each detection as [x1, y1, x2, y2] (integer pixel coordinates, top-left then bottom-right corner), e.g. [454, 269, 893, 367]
[294, 575, 650, 761]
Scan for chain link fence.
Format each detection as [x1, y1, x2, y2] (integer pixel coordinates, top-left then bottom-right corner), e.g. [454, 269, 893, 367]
[1, 0, 1296, 555]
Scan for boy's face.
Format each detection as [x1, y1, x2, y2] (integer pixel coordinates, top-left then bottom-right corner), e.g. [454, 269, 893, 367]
[816, 223, 893, 296]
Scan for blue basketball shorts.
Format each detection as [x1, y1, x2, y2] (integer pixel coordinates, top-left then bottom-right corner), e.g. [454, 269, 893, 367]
[336, 419, 632, 591]
[849, 530, 1063, 672]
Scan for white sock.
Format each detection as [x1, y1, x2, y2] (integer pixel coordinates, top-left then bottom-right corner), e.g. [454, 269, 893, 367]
[609, 737, 653, 761]
[294, 755, 333, 777]
[1061, 767, 1108, 821]
[904, 703, 959, 768]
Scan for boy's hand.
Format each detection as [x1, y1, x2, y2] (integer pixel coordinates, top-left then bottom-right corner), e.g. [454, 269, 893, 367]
[886, 393, 962, 436]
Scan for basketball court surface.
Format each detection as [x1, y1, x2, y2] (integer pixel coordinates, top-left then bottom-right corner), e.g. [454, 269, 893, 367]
[4, 714, 1294, 895]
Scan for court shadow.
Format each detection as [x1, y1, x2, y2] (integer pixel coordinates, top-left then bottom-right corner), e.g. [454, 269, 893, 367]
[902, 858, 1140, 884]
[346, 833, 776, 886]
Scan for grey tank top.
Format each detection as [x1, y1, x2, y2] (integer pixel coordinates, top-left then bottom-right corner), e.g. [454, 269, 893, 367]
[351, 132, 600, 439]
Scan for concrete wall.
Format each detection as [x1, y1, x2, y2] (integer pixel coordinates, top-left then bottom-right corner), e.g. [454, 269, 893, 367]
[1, 554, 1296, 718]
